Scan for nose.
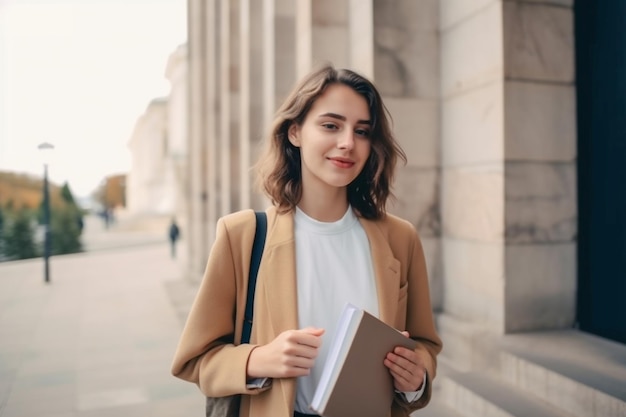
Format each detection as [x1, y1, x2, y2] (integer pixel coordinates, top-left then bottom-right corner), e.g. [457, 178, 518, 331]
[337, 130, 355, 150]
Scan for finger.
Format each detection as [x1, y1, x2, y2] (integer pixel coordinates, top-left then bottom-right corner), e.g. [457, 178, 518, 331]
[385, 355, 415, 378]
[388, 369, 416, 392]
[284, 355, 316, 370]
[387, 351, 418, 375]
[291, 344, 321, 360]
[301, 327, 325, 336]
[295, 331, 324, 348]
[282, 329, 321, 346]
[393, 346, 417, 361]
[386, 361, 424, 391]
[387, 350, 416, 380]
[400, 331, 410, 338]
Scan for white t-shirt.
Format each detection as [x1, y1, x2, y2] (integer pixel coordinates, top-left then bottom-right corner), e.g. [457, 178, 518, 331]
[293, 206, 379, 412]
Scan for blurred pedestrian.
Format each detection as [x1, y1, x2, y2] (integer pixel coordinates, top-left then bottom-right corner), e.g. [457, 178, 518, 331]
[168, 217, 180, 259]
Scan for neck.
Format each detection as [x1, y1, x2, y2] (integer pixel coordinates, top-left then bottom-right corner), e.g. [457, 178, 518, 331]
[297, 189, 349, 222]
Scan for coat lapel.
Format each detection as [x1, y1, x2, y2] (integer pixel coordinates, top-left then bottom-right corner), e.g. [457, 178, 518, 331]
[257, 208, 298, 412]
[359, 217, 401, 325]
[259, 208, 299, 335]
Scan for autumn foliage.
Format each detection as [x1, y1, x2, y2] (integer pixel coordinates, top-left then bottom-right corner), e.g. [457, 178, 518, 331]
[0, 171, 63, 210]
[0, 171, 84, 260]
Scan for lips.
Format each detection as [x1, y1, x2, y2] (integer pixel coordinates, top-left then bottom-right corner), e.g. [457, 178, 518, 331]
[328, 157, 355, 168]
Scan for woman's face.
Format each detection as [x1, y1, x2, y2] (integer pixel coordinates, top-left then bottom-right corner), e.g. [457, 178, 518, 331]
[288, 83, 372, 196]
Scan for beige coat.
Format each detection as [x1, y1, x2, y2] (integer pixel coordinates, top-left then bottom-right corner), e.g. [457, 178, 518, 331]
[171, 206, 443, 417]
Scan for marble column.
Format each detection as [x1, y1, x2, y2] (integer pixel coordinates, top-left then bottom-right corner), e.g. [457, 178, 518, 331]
[440, 0, 506, 338]
[502, 0, 576, 332]
[255, 0, 296, 210]
[246, 0, 270, 210]
[205, 0, 220, 265]
[187, 0, 210, 276]
[373, 0, 442, 311]
[438, 0, 577, 356]
[296, 0, 350, 78]
[239, 0, 251, 210]
[219, 0, 232, 216]
[349, 0, 374, 79]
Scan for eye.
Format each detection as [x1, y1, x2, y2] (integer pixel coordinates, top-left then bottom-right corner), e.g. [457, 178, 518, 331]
[355, 128, 370, 138]
[322, 123, 339, 130]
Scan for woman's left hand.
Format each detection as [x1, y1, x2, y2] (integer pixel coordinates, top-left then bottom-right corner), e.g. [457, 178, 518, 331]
[383, 331, 426, 392]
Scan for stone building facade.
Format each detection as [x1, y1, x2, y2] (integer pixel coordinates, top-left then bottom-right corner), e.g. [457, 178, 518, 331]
[127, 45, 188, 220]
[181, 1, 626, 414]
[126, 97, 173, 215]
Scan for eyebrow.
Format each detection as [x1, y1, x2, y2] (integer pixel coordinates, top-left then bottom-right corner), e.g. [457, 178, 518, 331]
[318, 112, 371, 125]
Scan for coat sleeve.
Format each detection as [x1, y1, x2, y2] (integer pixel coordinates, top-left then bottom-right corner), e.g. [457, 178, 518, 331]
[170, 214, 270, 397]
[393, 224, 443, 414]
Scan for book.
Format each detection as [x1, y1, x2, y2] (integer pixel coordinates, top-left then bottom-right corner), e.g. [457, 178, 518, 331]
[309, 303, 417, 417]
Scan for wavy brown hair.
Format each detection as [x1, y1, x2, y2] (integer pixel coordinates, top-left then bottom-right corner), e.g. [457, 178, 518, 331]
[254, 63, 406, 219]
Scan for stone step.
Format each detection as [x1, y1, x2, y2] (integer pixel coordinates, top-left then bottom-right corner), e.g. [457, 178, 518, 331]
[415, 398, 466, 417]
[440, 367, 573, 417]
[498, 330, 626, 417]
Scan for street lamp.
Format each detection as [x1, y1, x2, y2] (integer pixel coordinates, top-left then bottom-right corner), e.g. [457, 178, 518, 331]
[38, 142, 54, 284]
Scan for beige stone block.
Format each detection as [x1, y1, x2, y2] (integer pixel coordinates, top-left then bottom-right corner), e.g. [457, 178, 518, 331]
[312, 0, 348, 25]
[505, 242, 576, 332]
[441, 1, 503, 98]
[442, 80, 504, 167]
[389, 166, 439, 237]
[385, 98, 438, 168]
[504, 2, 574, 83]
[420, 236, 443, 311]
[436, 313, 503, 369]
[505, 81, 576, 162]
[372, 0, 439, 98]
[440, 0, 495, 31]
[374, 30, 439, 99]
[374, 0, 439, 32]
[312, 26, 350, 69]
[505, 162, 577, 244]
[442, 165, 505, 242]
[442, 237, 505, 326]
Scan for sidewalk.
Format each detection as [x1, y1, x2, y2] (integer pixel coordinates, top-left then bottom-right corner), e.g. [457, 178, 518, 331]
[0, 217, 203, 416]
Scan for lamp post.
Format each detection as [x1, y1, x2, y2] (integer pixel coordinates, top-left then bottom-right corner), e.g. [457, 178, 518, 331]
[38, 142, 54, 284]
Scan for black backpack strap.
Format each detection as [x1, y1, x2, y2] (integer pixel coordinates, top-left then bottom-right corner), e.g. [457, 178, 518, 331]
[242, 211, 267, 344]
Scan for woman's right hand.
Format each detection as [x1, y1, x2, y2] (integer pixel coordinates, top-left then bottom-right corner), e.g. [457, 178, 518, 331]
[247, 327, 325, 379]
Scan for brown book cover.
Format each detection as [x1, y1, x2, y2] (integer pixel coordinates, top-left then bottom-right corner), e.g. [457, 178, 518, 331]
[310, 303, 417, 417]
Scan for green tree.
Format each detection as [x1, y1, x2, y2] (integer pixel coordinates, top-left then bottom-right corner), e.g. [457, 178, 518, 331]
[59, 182, 84, 234]
[51, 207, 83, 255]
[60, 182, 75, 205]
[33, 182, 83, 256]
[3, 209, 38, 260]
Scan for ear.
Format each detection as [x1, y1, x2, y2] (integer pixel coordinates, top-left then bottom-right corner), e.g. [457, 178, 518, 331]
[288, 124, 301, 147]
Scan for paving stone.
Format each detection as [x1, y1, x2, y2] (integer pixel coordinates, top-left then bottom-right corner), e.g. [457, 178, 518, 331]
[0, 220, 200, 416]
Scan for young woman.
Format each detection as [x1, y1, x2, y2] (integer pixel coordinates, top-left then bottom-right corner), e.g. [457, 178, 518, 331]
[171, 64, 443, 417]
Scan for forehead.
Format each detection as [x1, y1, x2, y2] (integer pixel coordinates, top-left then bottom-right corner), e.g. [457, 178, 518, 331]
[307, 83, 370, 120]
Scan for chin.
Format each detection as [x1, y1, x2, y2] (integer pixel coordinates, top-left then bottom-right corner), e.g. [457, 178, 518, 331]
[325, 177, 358, 188]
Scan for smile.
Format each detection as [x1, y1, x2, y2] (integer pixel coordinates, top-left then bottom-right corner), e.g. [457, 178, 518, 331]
[328, 157, 355, 168]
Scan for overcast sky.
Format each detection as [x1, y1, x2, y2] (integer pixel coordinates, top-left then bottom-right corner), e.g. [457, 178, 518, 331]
[0, 0, 187, 197]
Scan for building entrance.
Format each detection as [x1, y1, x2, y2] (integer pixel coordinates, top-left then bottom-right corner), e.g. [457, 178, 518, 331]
[576, 1, 626, 344]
